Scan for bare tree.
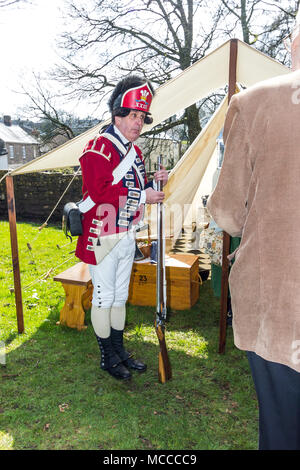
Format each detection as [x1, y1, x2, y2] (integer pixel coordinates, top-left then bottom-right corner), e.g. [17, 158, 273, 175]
[18, 1, 299, 155]
[258, 0, 300, 64]
[19, 72, 99, 148]
[0, 0, 29, 7]
[20, 73, 75, 141]
[220, 0, 300, 65]
[54, 0, 298, 147]
[53, 0, 224, 145]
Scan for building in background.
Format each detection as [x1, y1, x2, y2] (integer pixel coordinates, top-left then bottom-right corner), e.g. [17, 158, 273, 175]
[0, 115, 40, 169]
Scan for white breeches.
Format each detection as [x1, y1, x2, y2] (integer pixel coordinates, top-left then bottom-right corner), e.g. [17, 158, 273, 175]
[89, 233, 136, 309]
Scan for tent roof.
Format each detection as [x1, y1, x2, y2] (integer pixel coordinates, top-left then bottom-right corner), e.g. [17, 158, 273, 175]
[10, 39, 289, 176]
[144, 93, 229, 238]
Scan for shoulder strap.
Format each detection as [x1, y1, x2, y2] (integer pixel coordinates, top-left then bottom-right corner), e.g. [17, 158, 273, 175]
[100, 132, 127, 155]
[112, 145, 137, 185]
[100, 132, 138, 186]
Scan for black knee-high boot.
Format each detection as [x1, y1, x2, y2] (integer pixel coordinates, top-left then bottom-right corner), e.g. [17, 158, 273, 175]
[95, 335, 131, 380]
[110, 328, 147, 372]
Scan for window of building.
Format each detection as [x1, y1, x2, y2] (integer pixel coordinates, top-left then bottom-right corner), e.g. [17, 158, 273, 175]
[22, 146, 26, 159]
[9, 145, 14, 158]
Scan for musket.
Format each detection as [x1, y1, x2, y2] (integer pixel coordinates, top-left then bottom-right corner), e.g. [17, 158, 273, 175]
[155, 155, 172, 384]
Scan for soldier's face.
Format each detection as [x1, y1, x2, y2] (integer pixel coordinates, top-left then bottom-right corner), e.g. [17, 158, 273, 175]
[115, 110, 146, 142]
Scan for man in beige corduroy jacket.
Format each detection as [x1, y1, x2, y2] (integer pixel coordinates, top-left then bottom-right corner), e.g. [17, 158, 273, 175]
[207, 13, 300, 450]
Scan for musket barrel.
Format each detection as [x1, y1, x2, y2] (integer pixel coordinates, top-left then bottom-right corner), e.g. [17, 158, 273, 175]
[155, 155, 172, 383]
[156, 155, 163, 315]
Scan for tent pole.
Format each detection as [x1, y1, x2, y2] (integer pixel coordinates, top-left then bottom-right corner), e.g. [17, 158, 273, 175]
[218, 38, 238, 354]
[6, 175, 24, 334]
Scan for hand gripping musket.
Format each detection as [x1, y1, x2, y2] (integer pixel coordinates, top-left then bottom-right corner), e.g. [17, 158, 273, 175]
[155, 155, 172, 384]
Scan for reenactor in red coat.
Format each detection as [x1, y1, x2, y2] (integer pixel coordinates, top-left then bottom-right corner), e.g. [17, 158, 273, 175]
[76, 76, 168, 380]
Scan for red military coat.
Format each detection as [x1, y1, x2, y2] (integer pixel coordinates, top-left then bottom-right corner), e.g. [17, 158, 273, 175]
[75, 125, 149, 265]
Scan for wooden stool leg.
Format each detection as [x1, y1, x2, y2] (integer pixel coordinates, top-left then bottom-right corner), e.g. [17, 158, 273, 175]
[58, 283, 88, 331]
[82, 282, 93, 312]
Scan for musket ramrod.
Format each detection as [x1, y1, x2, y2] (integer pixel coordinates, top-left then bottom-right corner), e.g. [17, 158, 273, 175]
[155, 155, 172, 383]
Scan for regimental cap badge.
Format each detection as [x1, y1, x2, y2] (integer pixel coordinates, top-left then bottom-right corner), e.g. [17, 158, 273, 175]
[121, 83, 153, 113]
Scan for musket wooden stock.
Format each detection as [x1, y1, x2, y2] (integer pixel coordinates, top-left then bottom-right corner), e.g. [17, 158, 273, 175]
[156, 323, 172, 383]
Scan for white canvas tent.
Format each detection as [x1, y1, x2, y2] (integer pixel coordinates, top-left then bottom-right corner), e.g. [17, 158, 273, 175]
[6, 39, 290, 337]
[146, 92, 229, 240]
[9, 39, 289, 242]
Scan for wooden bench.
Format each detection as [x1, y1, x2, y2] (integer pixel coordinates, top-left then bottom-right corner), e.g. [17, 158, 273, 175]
[54, 262, 93, 331]
[54, 254, 200, 331]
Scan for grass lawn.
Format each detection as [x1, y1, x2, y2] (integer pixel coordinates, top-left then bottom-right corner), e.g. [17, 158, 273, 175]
[0, 220, 258, 450]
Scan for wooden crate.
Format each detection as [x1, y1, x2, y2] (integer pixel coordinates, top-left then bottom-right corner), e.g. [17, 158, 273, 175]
[127, 253, 199, 310]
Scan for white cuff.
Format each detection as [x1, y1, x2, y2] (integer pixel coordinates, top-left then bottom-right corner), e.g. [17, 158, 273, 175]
[140, 190, 146, 204]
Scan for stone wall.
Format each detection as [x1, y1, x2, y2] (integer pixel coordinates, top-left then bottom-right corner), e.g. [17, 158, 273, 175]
[0, 170, 82, 224]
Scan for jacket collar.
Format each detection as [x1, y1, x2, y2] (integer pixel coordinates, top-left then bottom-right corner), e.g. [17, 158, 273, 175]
[102, 124, 130, 147]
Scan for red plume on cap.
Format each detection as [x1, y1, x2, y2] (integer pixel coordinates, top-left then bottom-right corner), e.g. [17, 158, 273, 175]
[120, 83, 153, 113]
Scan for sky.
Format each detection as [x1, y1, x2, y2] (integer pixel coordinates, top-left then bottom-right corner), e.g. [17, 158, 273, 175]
[0, 0, 292, 122]
[0, 0, 67, 118]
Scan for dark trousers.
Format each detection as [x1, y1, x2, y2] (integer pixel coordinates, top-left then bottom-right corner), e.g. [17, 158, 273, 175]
[247, 351, 300, 450]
